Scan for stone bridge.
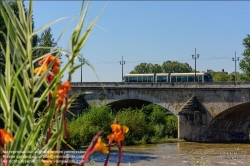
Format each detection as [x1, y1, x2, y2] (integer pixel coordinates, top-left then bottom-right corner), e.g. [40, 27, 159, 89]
[69, 82, 250, 142]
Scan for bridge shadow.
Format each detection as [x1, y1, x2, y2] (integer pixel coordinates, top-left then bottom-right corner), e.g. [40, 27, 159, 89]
[206, 102, 250, 142]
[108, 99, 152, 112]
[87, 150, 157, 164]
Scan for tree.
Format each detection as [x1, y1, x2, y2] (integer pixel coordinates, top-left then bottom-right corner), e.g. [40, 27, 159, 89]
[211, 72, 229, 82]
[161, 61, 192, 73]
[236, 73, 247, 82]
[150, 64, 162, 73]
[36, 27, 57, 57]
[35, 27, 63, 68]
[239, 34, 250, 81]
[228, 72, 236, 82]
[130, 61, 193, 74]
[0, 0, 38, 73]
[130, 63, 159, 74]
[227, 72, 245, 82]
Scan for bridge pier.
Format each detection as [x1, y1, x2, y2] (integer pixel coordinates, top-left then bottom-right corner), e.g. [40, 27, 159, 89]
[178, 96, 208, 142]
[68, 94, 89, 120]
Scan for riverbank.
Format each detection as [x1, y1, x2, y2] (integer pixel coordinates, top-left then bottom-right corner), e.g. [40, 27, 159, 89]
[77, 138, 185, 150]
[157, 138, 185, 143]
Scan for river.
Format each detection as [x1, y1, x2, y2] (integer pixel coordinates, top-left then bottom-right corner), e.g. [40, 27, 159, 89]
[78, 142, 250, 166]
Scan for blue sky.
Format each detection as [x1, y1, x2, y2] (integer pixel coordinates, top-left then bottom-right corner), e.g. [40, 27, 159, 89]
[28, 1, 250, 82]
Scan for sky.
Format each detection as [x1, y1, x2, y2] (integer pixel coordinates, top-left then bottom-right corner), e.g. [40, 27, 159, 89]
[26, 1, 250, 82]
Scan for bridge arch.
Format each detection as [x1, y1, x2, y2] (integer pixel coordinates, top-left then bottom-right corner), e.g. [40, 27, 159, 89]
[103, 90, 179, 115]
[106, 99, 176, 114]
[206, 102, 250, 142]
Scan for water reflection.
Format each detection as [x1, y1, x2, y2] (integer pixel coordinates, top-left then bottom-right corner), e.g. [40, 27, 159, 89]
[82, 142, 250, 166]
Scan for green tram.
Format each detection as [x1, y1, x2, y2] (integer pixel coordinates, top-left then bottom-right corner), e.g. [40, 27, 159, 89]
[124, 73, 213, 83]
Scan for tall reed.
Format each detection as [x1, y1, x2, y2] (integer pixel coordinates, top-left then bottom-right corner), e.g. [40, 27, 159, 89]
[0, 0, 100, 165]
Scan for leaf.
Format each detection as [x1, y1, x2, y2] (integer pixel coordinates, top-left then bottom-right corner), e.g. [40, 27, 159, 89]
[32, 17, 69, 37]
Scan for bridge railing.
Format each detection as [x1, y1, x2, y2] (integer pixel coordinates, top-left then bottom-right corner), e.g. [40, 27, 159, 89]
[70, 82, 250, 89]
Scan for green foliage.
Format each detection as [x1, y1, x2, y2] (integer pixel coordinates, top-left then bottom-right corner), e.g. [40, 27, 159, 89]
[36, 27, 58, 59]
[209, 71, 246, 82]
[166, 115, 178, 137]
[227, 72, 235, 82]
[67, 105, 114, 147]
[239, 34, 250, 81]
[162, 61, 192, 73]
[210, 72, 229, 82]
[227, 72, 246, 82]
[151, 64, 162, 73]
[237, 73, 249, 82]
[148, 106, 166, 124]
[116, 108, 148, 145]
[0, 0, 38, 74]
[130, 61, 193, 74]
[130, 63, 162, 74]
[67, 104, 178, 146]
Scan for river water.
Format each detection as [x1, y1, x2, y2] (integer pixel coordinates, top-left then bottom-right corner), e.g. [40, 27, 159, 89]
[80, 142, 250, 166]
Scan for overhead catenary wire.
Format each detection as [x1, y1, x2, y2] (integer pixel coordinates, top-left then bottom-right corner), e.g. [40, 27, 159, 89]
[88, 56, 234, 65]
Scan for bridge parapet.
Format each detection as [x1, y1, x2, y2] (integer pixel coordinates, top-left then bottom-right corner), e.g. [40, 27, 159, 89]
[71, 82, 250, 89]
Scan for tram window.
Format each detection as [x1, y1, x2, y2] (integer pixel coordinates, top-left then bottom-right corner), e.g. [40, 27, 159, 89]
[177, 76, 182, 82]
[199, 76, 202, 82]
[129, 77, 137, 82]
[125, 77, 128, 82]
[143, 76, 147, 82]
[195, 76, 199, 82]
[157, 76, 167, 82]
[171, 76, 176, 82]
[148, 76, 153, 82]
[188, 76, 194, 82]
[182, 76, 187, 82]
[138, 77, 143, 82]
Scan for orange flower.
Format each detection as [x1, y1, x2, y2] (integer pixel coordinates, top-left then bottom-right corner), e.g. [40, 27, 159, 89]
[34, 54, 60, 83]
[51, 81, 72, 108]
[94, 137, 108, 154]
[46, 73, 54, 83]
[38, 54, 60, 67]
[81, 132, 109, 165]
[52, 65, 60, 75]
[34, 64, 48, 74]
[105, 123, 129, 166]
[0, 129, 13, 149]
[107, 124, 129, 143]
[57, 81, 72, 94]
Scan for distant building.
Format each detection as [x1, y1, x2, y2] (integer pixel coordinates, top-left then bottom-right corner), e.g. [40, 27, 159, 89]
[221, 69, 228, 74]
[206, 69, 213, 73]
[205, 69, 228, 74]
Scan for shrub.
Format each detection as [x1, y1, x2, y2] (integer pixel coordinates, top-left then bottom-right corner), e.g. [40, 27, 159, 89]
[116, 108, 148, 145]
[166, 115, 178, 137]
[68, 103, 179, 146]
[68, 105, 114, 147]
